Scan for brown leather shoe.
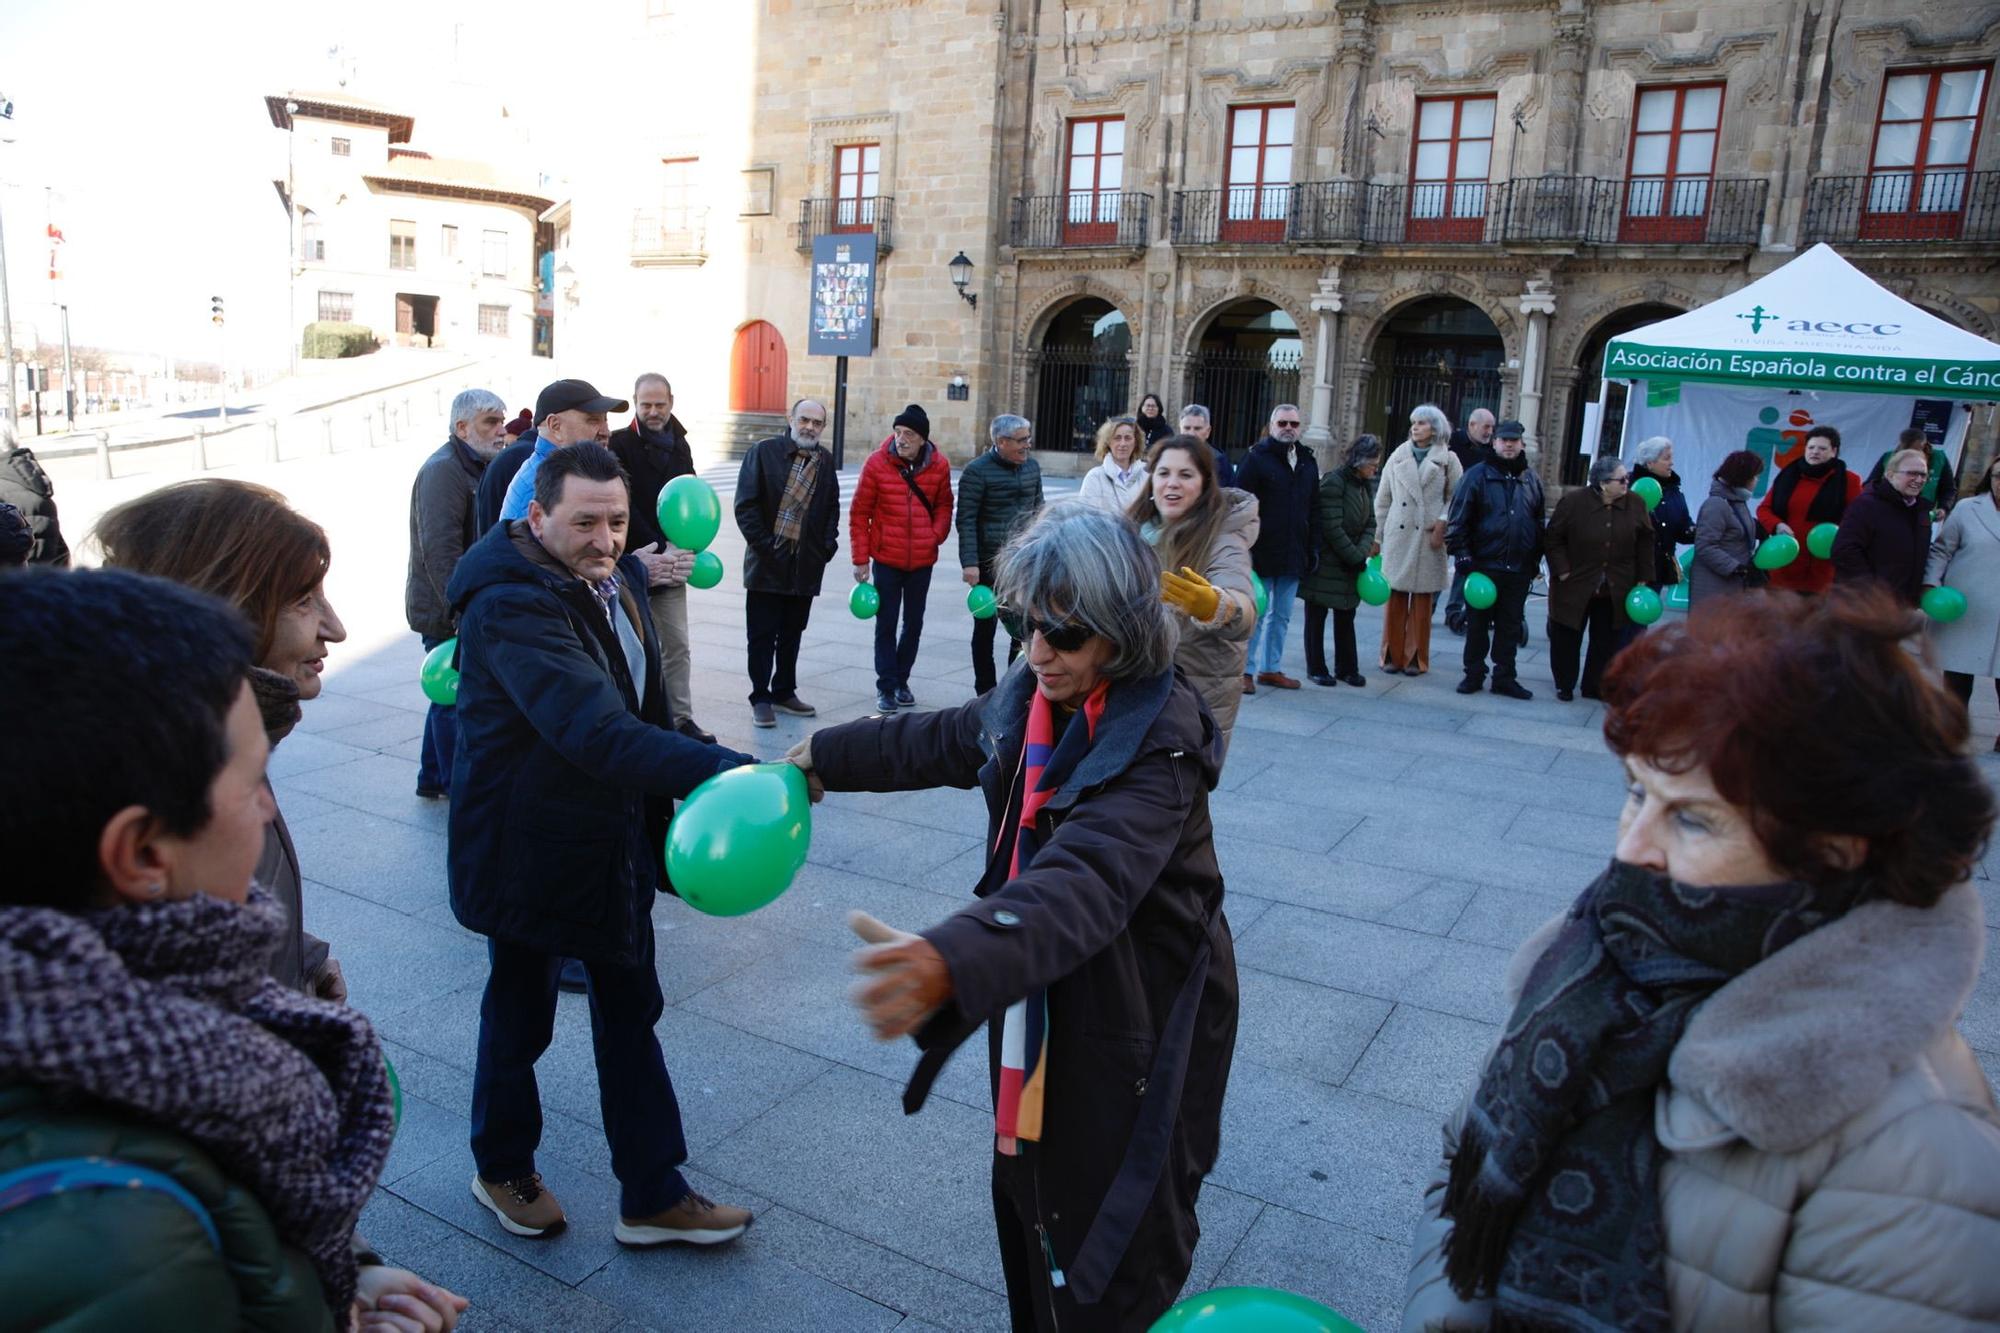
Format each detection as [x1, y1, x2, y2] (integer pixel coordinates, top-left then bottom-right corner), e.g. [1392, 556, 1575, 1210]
[615, 1190, 753, 1247]
[472, 1172, 566, 1238]
[1257, 671, 1302, 690]
[1241, 673, 1256, 695]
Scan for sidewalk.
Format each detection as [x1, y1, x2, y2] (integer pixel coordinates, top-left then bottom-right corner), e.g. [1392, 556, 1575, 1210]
[48, 444, 2000, 1332]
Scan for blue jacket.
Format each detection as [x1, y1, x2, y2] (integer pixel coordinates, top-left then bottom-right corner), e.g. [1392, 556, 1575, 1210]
[1446, 457, 1546, 575]
[1235, 436, 1320, 578]
[444, 522, 753, 965]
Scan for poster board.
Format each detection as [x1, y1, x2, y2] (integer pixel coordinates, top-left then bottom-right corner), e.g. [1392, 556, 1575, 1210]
[808, 233, 877, 358]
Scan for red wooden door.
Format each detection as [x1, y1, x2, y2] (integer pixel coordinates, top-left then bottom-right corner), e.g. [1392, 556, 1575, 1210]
[729, 321, 788, 414]
[1861, 66, 1987, 241]
[1063, 117, 1125, 245]
[1221, 104, 1294, 243]
[1620, 84, 1723, 242]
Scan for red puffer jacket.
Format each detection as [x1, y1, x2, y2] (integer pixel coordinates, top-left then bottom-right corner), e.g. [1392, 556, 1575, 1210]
[851, 437, 954, 571]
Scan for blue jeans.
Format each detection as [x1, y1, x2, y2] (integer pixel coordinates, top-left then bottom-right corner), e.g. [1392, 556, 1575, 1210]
[470, 930, 690, 1217]
[1249, 574, 1300, 674]
[418, 634, 457, 793]
[872, 561, 932, 694]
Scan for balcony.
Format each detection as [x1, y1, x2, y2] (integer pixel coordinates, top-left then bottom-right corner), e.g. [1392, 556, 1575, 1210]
[630, 207, 708, 266]
[795, 196, 894, 256]
[1801, 170, 2000, 245]
[1169, 176, 1766, 248]
[1009, 193, 1153, 249]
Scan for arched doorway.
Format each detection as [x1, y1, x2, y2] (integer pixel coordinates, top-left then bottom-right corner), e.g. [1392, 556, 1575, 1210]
[1186, 299, 1303, 464]
[1033, 299, 1131, 454]
[1563, 303, 1682, 484]
[1364, 297, 1504, 443]
[729, 321, 788, 414]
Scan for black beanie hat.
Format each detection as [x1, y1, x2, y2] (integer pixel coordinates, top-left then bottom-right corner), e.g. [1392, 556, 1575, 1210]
[892, 403, 930, 439]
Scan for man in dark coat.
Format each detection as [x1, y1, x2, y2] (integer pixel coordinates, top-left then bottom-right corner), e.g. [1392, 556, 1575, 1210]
[1448, 420, 1545, 699]
[957, 414, 1045, 693]
[1865, 427, 1958, 524]
[1235, 403, 1318, 690]
[406, 387, 508, 798]
[1442, 408, 1495, 632]
[735, 398, 840, 728]
[0, 423, 70, 566]
[446, 442, 758, 1247]
[608, 372, 713, 743]
[1833, 447, 1932, 605]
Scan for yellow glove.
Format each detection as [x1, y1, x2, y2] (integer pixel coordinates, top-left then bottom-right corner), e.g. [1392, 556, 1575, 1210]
[1160, 566, 1221, 622]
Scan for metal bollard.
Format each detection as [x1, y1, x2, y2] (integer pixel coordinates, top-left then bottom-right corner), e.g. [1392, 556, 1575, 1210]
[93, 431, 112, 480]
[362, 412, 375, 451]
[266, 418, 280, 463]
[323, 414, 336, 453]
[194, 425, 208, 471]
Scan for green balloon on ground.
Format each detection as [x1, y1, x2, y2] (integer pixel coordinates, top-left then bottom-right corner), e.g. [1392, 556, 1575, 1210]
[657, 475, 723, 552]
[1356, 569, 1391, 606]
[1149, 1286, 1364, 1333]
[1626, 584, 1665, 625]
[968, 584, 998, 619]
[1923, 585, 1969, 623]
[1753, 533, 1800, 570]
[420, 637, 460, 706]
[688, 550, 724, 589]
[666, 763, 812, 917]
[1631, 475, 1663, 511]
[1464, 572, 1498, 610]
[1806, 522, 1839, 560]
[850, 581, 881, 619]
[1251, 573, 1269, 618]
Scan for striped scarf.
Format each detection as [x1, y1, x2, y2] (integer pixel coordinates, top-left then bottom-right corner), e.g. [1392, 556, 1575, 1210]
[994, 679, 1109, 1155]
[774, 445, 823, 545]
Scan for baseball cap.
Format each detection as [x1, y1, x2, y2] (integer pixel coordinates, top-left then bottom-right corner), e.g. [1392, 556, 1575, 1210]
[1495, 419, 1526, 438]
[535, 378, 629, 423]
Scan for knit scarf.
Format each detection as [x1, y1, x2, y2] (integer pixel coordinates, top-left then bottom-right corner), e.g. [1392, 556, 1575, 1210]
[1442, 859, 1859, 1331]
[0, 887, 396, 1318]
[774, 443, 824, 546]
[1765, 457, 1851, 531]
[993, 680, 1109, 1156]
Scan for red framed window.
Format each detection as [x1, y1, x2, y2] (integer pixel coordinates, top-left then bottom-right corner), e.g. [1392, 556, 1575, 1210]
[1408, 95, 1494, 242]
[1063, 117, 1126, 244]
[834, 143, 880, 231]
[1864, 66, 1989, 240]
[1620, 83, 1722, 241]
[1223, 103, 1294, 242]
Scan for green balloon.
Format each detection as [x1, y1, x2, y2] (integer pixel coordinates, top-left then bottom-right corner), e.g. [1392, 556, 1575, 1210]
[666, 763, 812, 917]
[850, 581, 881, 619]
[1922, 584, 1969, 623]
[383, 1054, 403, 1133]
[1625, 584, 1665, 625]
[1356, 569, 1391, 606]
[1250, 573, 1269, 618]
[1753, 533, 1800, 570]
[1631, 475, 1663, 511]
[688, 550, 724, 589]
[1464, 571, 1498, 609]
[1806, 522, 1839, 560]
[657, 475, 723, 552]
[1149, 1286, 1365, 1333]
[420, 636, 460, 706]
[1678, 545, 1695, 573]
[968, 584, 998, 619]
[1366, 553, 1382, 571]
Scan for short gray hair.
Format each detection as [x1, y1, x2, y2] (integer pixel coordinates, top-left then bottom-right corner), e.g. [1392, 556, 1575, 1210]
[1177, 404, 1210, 427]
[994, 501, 1176, 682]
[1469, 407, 1495, 425]
[1589, 452, 1628, 487]
[451, 387, 506, 428]
[634, 373, 672, 397]
[990, 413, 1030, 442]
[1632, 436, 1673, 468]
[1408, 403, 1450, 441]
[1270, 402, 1301, 424]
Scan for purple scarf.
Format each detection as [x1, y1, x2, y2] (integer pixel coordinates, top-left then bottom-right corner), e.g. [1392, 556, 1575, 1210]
[0, 886, 395, 1317]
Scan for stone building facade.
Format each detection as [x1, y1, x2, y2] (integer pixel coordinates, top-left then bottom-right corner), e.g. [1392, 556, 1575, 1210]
[549, 1, 2000, 479]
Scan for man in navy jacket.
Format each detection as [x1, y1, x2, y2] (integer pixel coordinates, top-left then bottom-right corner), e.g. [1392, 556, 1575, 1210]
[447, 442, 758, 1249]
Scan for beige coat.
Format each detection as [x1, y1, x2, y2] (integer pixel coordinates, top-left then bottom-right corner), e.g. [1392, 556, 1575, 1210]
[1926, 494, 2000, 678]
[1375, 441, 1463, 594]
[1406, 882, 2000, 1331]
[1155, 488, 1259, 747]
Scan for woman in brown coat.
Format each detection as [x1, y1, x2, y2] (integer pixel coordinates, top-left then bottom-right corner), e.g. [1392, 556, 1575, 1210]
[1543, 453, 1655, 702]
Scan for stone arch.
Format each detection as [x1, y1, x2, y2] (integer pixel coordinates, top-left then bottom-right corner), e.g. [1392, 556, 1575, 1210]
[1552, 283, 1703, 369]
[1351, 277, 1520, 364]
[1018, 279, 1141, 353]
[1910, 291, 1998, 340]
[1178, 281, 1315, 360]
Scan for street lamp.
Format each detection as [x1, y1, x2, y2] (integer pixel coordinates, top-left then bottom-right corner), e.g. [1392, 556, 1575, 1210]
[948, 250, 976, 309]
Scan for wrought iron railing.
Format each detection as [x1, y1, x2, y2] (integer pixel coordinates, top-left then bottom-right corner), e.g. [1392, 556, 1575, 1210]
[1801, 170, 2000, 244]
[1009, 193, 1153, 248]
[795, 196, 895, 254]
[1586, 176, 1766, 245]
[629, 207, 708, 262]
[1030, 346, 1132, 453]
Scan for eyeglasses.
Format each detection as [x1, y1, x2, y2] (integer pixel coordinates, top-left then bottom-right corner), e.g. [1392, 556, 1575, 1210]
[1004, 608, 1093, 652]
[1274, 419, 1302, 429]
[1892, 468, 1928, 478]
[1004, 433, 1033, 445]
[1604, 474, 1630, 486]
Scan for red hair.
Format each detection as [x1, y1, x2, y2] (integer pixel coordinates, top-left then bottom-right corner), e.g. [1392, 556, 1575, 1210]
[1601, 587, 1992, 906]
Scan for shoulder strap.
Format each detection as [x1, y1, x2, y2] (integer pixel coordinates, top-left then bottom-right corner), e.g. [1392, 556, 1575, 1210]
[0, 1156, 222, 1252]
[899, 459, 937, 518]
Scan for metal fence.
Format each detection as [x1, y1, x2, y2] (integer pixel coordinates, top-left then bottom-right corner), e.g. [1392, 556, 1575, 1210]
[1378, 353, 1504, 442]
[1030, 346, 1133, 453]
[1185, 346, 1304, 464]
[1801, 171, 2000, 244]
[794, 196, 896, 254]
[1010, 193, 1153, 248]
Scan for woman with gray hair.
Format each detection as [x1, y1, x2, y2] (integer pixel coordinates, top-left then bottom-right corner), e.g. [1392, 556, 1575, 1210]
[787, 501, 1238, 1330]
[1544, 452, 1654, 701]
[1375, 404, 1464, 674]
[1632, 435, 1696, 593]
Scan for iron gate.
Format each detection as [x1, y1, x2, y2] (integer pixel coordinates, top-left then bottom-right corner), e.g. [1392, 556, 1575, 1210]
[1185, 346, 1303, 465]
[1381, 350, 1501, 439]
[1031, 346, 1132, 453]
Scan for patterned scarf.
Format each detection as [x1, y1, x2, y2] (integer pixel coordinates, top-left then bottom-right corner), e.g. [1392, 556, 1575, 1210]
[774, 443, 824, 545]
[1442, 859, 1859, 1331]
[994, 680, 1109, 1155]
[0, 887, 396, 1318]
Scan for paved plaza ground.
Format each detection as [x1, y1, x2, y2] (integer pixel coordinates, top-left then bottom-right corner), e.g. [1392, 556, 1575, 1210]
[46, 438, 2000, 1333]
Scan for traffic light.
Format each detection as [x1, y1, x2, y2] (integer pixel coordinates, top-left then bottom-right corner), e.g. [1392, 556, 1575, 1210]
[210, 295, 225, 326]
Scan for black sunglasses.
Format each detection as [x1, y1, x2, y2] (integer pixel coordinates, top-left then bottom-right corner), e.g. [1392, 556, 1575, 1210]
[1002, 607, 1093, 652]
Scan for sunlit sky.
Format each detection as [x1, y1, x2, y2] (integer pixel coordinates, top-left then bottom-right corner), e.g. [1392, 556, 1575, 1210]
[0, 0, 619, 364]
